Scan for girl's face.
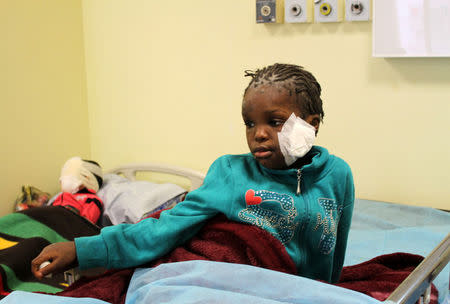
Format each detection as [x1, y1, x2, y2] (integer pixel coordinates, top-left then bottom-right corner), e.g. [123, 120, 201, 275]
[242, 84, 319, 170]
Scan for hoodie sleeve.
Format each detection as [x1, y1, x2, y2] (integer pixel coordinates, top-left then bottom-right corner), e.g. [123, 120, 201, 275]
[331, 164, 355, 283]
[75, 155, 235, 270]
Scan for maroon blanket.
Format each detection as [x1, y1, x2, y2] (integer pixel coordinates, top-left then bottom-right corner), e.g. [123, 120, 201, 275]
[56, 214, 296, 303]
[336, 253, 438, 303]
[56, 214, 436, 304]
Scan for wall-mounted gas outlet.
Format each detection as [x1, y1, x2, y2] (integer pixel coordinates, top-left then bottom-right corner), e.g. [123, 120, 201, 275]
[285, 0, 311, 23]
[314, 0, 342, 23]
[256, 0, 283, 23]
[345, 0, 370, 21]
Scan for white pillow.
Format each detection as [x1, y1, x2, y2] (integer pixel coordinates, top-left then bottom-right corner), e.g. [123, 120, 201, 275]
[97, 174, 187, 225]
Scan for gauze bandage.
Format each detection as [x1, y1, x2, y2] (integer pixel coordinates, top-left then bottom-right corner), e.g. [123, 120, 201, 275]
[278, 113, 316, 166]
[59, 157, 103, 193]
[60, 175, 82, 194]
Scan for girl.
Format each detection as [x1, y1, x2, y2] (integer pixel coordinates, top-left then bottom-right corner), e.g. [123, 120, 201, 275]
[32, 63, 354, 283]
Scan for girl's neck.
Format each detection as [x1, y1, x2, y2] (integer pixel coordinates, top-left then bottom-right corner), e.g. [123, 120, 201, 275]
[289, 154, 313, 170]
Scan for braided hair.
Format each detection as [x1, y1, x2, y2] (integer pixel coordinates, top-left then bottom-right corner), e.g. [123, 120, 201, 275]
[244, 63, 324, 121]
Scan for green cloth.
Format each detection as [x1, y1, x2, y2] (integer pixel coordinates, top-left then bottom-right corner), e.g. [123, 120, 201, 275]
[0, 213, 66, 243]
[0, 206, 100, 295]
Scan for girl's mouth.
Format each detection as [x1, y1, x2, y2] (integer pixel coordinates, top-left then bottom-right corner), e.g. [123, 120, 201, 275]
[253, 148, 273, 159]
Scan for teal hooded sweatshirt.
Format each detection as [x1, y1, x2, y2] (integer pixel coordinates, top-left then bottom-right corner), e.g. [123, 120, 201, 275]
[75, 146, 354, 283]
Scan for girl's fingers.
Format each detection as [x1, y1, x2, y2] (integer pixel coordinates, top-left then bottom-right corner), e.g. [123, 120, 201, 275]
[31, 242, 76, 279]
[31, 255, 52, 278]
[31, 242, 75, 279]
[37, 259, 59, 277]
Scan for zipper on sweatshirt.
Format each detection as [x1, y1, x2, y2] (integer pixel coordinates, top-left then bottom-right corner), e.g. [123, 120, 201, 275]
[296, 169, 302, 195]
[296, 168, 310, 273]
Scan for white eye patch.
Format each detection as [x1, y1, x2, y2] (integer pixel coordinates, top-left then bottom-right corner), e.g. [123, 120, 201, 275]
[59, 156, 102, 193]
[277, 113, 316, 166]
[60, 175, 82, 194]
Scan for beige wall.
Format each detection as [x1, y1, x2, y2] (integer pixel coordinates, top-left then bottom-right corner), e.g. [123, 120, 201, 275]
[82, 1, 450, 210]
[0, 0, 90, 215]
[2, 1, 449, 213]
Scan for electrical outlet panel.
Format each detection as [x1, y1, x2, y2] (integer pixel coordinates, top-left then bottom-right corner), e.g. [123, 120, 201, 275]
[314, 0, 343, 23]
[256, 0, 283, 23]
[285, 0, 311, 23]
[345, 0, 370, 21]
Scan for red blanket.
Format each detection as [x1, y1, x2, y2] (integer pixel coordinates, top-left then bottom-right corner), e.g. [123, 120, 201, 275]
[336, 253, 438, 303]
[56, 214, 296, 303]
[56, 214, 436, 304]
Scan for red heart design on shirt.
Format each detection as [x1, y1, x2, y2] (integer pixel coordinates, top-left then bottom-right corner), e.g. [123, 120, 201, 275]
[245, 189, 262, 205]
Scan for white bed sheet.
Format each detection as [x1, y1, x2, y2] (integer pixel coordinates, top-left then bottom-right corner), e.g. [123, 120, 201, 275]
[0, 261, 383, 304]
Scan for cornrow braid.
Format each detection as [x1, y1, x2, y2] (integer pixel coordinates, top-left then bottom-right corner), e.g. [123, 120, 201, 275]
[244, 63, 324, 121]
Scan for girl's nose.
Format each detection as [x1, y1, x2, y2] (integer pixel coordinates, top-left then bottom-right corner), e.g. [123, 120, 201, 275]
[254, 126, 269, 142]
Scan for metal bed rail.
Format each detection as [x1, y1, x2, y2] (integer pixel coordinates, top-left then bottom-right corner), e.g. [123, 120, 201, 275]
[108, 163, 206, 190]
[385, 233, 450, 304]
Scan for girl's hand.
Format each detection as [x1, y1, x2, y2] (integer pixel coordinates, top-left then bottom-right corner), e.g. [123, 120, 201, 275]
[31, 241, 77, 279]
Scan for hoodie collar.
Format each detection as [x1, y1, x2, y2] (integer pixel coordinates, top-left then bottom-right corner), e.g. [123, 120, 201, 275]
[257, 146, 332, 181]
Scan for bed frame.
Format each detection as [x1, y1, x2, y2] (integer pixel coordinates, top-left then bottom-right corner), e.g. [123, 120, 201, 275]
[108, 162, 206, 190]
[385, 233, 449, 304]
[63, 163, 206, 285]
[106, 163, 449, 304]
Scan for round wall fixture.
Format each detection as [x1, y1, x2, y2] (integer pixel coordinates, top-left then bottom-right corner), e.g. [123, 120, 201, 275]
[320, 3, 332, 16]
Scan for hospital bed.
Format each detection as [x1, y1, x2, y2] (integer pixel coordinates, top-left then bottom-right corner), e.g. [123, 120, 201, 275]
[0, 162, 448, 304]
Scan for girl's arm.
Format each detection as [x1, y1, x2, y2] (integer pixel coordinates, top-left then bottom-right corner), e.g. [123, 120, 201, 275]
[331, 169, 355, 283]
[55, 156, 234, 272]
